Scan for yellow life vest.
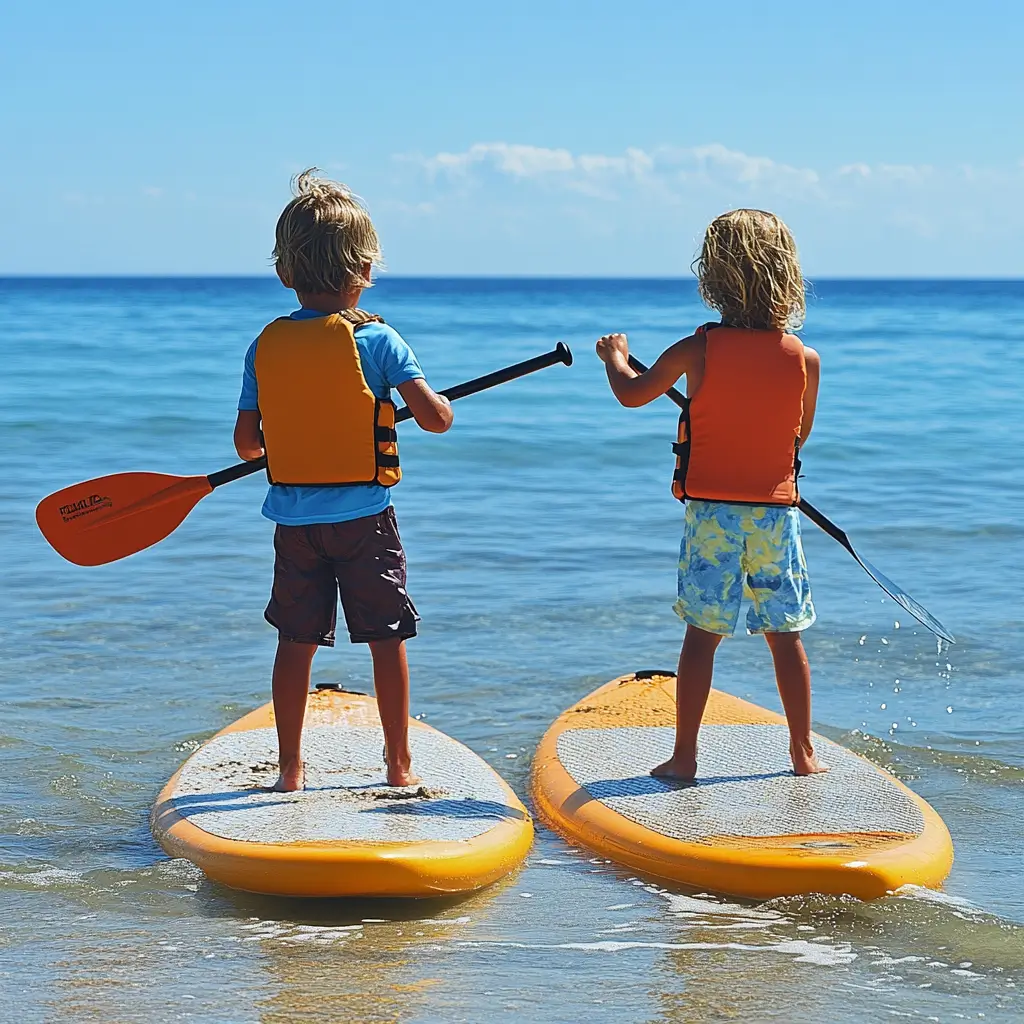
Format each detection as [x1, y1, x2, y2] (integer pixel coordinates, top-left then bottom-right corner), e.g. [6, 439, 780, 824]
[254, 309, 401, 487]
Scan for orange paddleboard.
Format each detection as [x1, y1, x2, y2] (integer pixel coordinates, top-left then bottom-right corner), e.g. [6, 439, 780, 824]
[153, 686, 533, 898]
[532, 671, 953, 900]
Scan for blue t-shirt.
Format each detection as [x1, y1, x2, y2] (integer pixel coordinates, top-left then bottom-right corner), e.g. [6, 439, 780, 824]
[238, 309, 424, 525]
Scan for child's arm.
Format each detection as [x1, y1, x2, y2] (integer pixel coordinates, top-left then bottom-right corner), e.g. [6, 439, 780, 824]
[234, 410, 265, 460]
[396, 379, 453, 434]
[235, 340, 265, 460]
[799, 346, 821, 445]
[596, 332, 700, 408]
[234, 339, 264, 460]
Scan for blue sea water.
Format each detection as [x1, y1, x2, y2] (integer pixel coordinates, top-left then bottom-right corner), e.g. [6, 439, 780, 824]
[1, 277, 1023, 1022]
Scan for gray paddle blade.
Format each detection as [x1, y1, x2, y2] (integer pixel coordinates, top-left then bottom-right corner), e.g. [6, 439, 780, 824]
[852, 550, 955, 644]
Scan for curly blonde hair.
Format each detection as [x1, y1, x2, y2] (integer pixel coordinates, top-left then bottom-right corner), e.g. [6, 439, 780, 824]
[273, 168, 383, 295]
[694, 209, 805, 331]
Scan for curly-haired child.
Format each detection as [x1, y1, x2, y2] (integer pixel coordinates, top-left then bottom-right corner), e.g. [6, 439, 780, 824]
[596, 209, 826, 779]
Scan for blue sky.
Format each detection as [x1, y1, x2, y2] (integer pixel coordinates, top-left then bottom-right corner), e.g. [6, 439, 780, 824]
[2, 1, 1021, 276]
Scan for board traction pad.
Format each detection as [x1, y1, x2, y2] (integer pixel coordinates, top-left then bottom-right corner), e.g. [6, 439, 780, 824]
[556, 724, 924, 844]
[170, 725, 517, 845]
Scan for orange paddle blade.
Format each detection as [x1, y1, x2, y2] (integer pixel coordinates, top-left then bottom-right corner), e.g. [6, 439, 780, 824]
[36, 472, 213, 566]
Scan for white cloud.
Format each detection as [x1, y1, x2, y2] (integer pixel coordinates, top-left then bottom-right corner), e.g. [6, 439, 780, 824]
[684, 143, 819, 188]
[410, 141, 962, 203]
[386, 141, 1024, 275]
[838, 162, 935, 183]
[426, 142, 575, 178]
[577, 147, 654, 178]
[414, 141, 828, 200]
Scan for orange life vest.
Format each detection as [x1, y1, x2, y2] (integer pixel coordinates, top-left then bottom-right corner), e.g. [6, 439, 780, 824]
[254, 309, 400, 487]
[672, 324, 806, 505]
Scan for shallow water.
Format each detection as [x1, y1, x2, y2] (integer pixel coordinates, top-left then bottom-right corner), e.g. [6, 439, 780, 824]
[1, 277, 1022, 1022]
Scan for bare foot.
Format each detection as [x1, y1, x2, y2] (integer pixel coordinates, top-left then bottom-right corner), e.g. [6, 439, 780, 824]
[381, 744, 420, 787]
[272, 759, 305, 792]
[790, 742, 829, 776]
[386, 760, 421, 787]
[651, 755, 698, 782]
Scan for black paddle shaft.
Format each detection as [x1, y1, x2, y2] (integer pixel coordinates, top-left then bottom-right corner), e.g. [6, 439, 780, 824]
[207, 342, 574, 489]
[624, 352, 955, 643]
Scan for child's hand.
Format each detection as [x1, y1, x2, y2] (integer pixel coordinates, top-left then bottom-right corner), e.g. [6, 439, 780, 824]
[596, 332, 629, 364]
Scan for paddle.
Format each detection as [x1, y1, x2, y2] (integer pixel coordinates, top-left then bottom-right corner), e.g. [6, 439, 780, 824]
[37, 342, 574, 567]
[625, 353, 955, 644]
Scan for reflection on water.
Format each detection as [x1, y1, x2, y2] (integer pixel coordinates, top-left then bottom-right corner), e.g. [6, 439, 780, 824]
[243, 891, 487, 1024]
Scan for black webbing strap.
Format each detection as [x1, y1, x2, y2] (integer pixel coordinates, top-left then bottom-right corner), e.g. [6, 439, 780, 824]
[671, 407, 692, 500]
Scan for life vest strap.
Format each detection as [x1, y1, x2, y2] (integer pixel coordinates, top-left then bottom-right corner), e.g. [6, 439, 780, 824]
[335, 308, 385, 328]
[682, 495, 800, 508]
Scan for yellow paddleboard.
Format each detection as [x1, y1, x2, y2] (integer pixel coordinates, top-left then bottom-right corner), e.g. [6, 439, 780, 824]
[531, 671, 953, 901]
[152, 685, 533, 898]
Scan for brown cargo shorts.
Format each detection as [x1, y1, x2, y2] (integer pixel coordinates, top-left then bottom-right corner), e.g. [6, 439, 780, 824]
[265, 507, 420, 646]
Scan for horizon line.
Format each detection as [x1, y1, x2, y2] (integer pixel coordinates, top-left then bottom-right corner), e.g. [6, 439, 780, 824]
[2, 274, 1023, 283]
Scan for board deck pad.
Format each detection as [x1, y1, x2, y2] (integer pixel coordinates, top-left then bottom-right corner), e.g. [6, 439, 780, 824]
[556, 724, 924, 844]
[170, 725, 514, 845]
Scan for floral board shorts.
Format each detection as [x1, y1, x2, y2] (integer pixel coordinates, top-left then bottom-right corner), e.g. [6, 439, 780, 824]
[674, 500, 815, 637]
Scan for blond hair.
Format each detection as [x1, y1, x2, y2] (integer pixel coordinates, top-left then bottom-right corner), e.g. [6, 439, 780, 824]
[273, 169, 382, 295]
[694, 209, 805, 331]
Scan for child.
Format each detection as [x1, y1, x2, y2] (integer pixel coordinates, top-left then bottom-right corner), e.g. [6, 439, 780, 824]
[596, 208, 825, 779]
[234, 169, 453, 792]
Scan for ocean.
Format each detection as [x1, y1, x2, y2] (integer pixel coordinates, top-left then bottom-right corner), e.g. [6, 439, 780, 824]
[1, 277, 1022, 1022]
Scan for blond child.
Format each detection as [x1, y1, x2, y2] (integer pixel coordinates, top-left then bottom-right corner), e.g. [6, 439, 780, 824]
[596, 209, 826, 779]
[234, 170, 453, 792]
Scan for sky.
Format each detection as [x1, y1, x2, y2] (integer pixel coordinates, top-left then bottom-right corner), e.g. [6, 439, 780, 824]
[1, 1, 1022, 277]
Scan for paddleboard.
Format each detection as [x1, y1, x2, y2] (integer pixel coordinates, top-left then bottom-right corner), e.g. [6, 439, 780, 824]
[531, 671, 953, 900]
[152, 685, 533, 898]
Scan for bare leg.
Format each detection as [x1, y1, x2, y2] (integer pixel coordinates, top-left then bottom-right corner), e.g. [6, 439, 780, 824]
[271, 638, 317, 792]
[651, 624, 724, 780]
[369, 638, 419, 786]
[764, 631, 828, 776]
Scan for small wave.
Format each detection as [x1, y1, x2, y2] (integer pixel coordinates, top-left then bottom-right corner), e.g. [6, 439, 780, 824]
[454, 937, 857, 967]
[640, 881, 1024, 985]
[661, 891, 784, 922]
[834, 729, 1024, 784]
[0, 866, 84, 889]
[230, 911, 475, 946]
[762, 886, 1024, 977]
[893, 884, 989, 917]
[0, 857, 204, 897]
[236, 920, 365, 945]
